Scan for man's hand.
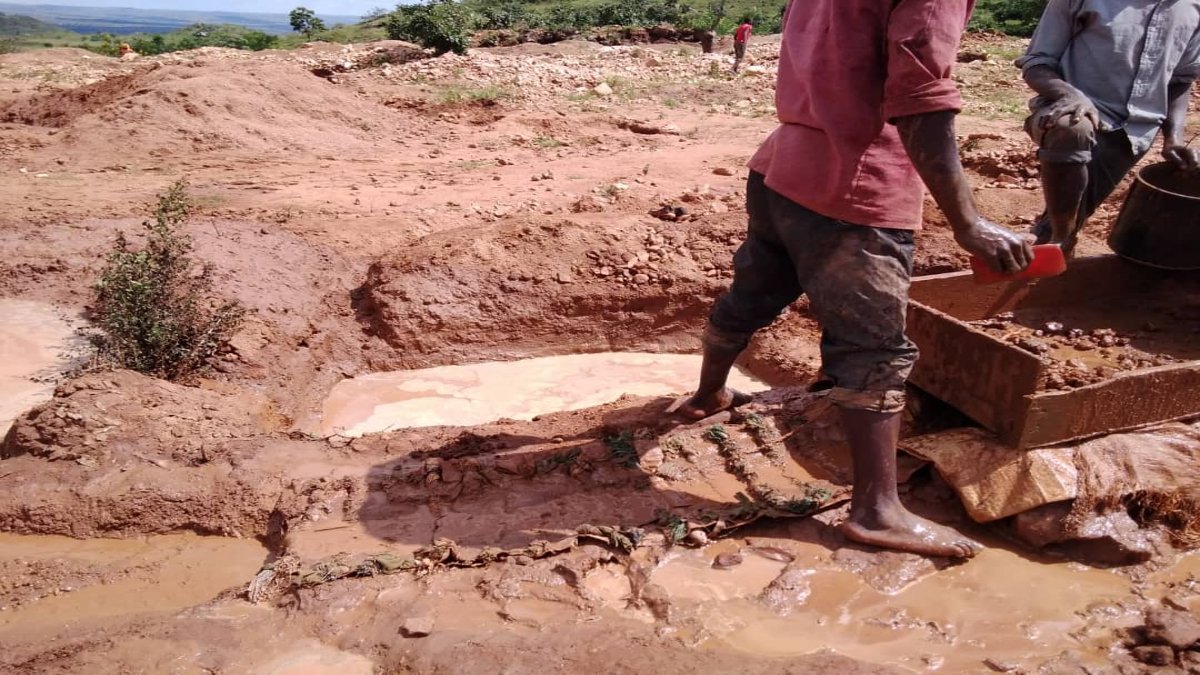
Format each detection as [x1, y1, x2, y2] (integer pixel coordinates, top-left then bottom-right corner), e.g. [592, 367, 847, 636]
[955, 218, 1034, 274]
[1163, 139, 1200, 170]
[893, 111, 1034, 275]
[1038, 87, 1101, 129]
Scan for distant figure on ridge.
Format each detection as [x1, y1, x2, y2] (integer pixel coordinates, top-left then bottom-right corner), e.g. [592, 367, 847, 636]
[733, 19, 753, 73]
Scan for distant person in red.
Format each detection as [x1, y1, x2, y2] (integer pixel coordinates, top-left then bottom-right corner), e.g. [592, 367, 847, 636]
[733, 19, 753, 73]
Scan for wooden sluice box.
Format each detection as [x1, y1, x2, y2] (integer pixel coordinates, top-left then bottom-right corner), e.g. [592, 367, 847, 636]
[907, 255, 1200, 448]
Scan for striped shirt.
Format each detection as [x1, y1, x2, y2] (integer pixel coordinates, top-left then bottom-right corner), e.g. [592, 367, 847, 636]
[1017, 0, 1200, 153]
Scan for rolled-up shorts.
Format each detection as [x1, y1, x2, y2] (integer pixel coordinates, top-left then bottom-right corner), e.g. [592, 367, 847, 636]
[1025, 101, 1144, 242]
[707, 172, 918, 414]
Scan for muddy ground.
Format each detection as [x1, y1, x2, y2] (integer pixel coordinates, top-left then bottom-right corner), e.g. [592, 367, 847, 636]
[1, 35, 1199, 674]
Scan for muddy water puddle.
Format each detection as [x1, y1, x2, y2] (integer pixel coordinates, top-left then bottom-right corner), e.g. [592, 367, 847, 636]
[0, 533, 266, 643]
[315, 352, 768, 436]
[638, 538, 1161, 672]
[0, 299, 81, 434]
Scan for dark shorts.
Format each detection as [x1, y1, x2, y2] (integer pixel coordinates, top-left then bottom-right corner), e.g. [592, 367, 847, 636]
[734, 42, 746, 60]
[1025, 107, 1145, 243]
[707, 172, 918, 413]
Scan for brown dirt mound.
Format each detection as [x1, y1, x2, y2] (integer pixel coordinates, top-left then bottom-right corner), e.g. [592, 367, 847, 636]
[358, 212, 743, 370]
[1, 70, 146, 128]
[2, 370, 270, 464]
[0, 59, 408, 162]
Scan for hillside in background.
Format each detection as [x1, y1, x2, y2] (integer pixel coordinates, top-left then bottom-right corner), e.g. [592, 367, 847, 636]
[0, 10, 63, 35]
[0, 2, 358, 34]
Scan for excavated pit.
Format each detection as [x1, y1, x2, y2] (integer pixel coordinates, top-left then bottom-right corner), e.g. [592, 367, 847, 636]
[0, 299, 81, 434]
[310, 352, 768, 436]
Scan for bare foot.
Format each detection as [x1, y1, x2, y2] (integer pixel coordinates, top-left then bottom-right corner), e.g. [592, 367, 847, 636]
[840, 507, 982, 559]
[673, 387, 752, 420]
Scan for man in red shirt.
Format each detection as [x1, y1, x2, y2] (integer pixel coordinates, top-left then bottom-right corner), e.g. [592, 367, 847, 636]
[733, 20, 753, 73]
[679, 0, 1032, 558]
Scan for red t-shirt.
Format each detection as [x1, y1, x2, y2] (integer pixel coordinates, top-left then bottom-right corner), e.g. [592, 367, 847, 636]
[735, 23, 753, 44]
[747, 0, 973, 230]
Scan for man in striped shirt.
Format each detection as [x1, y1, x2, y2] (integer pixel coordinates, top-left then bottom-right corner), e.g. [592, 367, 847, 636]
[1018, 0, 1200, 254]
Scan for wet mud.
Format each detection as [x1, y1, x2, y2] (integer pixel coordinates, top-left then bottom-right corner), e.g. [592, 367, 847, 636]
[313, 352, 767, 437]
[1, 33, 1198, 675]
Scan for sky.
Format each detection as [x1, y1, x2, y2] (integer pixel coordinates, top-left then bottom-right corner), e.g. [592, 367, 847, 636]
[1, 0, 383, 16]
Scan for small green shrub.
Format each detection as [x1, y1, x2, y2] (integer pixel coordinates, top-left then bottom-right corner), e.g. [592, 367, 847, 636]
[969, 0, 1047, 36]
[475, 0, 531, 30]
[386, 0, 472, 56]
[93, 181, 246, 380]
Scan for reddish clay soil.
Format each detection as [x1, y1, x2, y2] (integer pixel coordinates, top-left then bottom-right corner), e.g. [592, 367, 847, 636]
[1, 35, 1197, 674]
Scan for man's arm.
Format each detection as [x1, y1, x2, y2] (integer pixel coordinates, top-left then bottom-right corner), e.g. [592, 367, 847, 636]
[1163, 80, 1198, 169]
[895, 112, 1033, 273]
[1023, 65, 1100, 128]
[882, 0, 1032, 273]
[1016, 0, 1099, 129]
[1165, 31, 1200, 170]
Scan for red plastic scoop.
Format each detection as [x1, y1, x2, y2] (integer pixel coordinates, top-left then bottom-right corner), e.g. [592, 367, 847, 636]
[970, 244, 1067, 285]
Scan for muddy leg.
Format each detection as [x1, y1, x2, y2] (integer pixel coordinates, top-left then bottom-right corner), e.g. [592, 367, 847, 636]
[837, 408, 981, 559]
[1033, 115, 1097, 255]
[1040, 160, 1088, 254]
[679, 337, 748, 419]
[680, 172, 799, 419]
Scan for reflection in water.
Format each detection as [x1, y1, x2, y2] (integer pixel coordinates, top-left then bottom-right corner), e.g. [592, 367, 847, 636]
[317, 352, 768, 437]
[0, 299, 80, 434]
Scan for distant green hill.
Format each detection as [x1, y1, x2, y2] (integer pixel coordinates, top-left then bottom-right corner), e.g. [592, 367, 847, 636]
[0, 11, 63, 36]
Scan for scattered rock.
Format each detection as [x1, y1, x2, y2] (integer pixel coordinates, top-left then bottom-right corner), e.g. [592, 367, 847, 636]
[617, 119, 680, 135]
[593, 82, 614, 96]
[637, 443, 664, 472]
[1012, 502, 1154, 565]
[759, 566, 812, 616]
[712, 167, 735, 176]
[712, 552, 743, 569]
[401, 616, 435, 638]
[571, 195, 607, 213]
[1131, 644, 1176, 667]
[1144, 607, 1200, 650]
